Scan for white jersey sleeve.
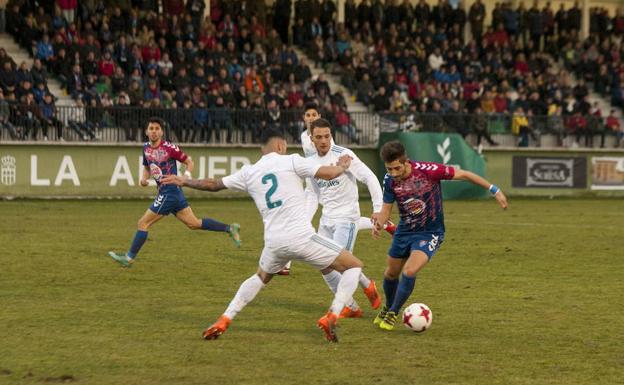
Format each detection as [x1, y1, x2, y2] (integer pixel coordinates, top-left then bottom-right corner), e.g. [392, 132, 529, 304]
[312, 145, 361, 222]
[301, 131, 317, 157]
[291, 153, 322, 179]
[348, 153, 383, 213]
[222, 166, 248, 192]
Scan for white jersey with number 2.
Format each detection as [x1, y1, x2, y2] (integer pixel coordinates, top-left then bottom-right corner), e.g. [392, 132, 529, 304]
[222, 152, 322, 245]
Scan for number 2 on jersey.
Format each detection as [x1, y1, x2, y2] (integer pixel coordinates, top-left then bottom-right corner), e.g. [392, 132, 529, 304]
[262, 173, 283, 209]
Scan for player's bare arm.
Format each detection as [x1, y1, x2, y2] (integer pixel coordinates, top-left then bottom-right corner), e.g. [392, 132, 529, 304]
[314, 154, 352, 180]
[140, 166, 150, 187]
[160, 175, 227, 192]
[371, 203, 393, 239]
[183, 157, 194, 173]
[453, 169, 508, 209]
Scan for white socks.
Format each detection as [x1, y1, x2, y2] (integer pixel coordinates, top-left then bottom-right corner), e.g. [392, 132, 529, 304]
[322, 270, 342, 293]
[322, 267, 372, 310]
[329, 267, 362, 315]
[358, 273, 371, 290]
[224, 274, 265, 320]
[358, 216, 373, 230]
[322, 270, 359, 310]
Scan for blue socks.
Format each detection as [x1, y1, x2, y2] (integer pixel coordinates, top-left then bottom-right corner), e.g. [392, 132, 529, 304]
[390, 274, 416, 313]
[383, 278, 399, 309]
[201, 218, 229, 232]
[127, 230, 148, 259]
[125, 219, 228, 260]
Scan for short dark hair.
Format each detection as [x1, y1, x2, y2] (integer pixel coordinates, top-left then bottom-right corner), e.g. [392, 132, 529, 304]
[310, 118, 332, 134]
[147, 117, 167, 130]
[380, 141, 407, 163]
[304, 101, 320, 113]
[260, 128, 286, 145]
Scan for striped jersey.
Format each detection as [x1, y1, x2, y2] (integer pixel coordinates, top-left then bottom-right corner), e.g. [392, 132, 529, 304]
[383, 160, 455, 233]
[142, 140, 188, 192]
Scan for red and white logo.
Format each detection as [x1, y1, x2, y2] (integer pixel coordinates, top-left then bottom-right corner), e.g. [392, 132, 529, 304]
[150, 164, 163, 181]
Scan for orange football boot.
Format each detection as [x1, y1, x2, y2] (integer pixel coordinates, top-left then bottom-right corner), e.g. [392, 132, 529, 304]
[339, 306, 363, 319]
[316, 311, 339, 342]
[202, 315, 231, 340]
[363, 280, 381, 309]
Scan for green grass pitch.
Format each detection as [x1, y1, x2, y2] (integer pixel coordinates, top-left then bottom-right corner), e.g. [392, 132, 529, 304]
[1, 198, 622, 385]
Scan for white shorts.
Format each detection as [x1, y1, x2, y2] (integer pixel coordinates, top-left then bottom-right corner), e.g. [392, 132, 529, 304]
[259, 233, 343, 274]
[318, 218, 359, 252]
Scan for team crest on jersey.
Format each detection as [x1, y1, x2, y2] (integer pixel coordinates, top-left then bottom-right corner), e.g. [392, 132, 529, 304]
[150, 164, 163, 181]
[404, 198, 426, 215]
[316, 179, 340, 188]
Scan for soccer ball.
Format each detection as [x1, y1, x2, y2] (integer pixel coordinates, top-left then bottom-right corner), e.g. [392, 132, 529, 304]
[402, 303, 433, 332]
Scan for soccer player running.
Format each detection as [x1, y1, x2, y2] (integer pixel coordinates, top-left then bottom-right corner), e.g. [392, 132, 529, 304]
[371, 141, 508, 330]
[108, 117, 241, 267]
[278, 102, 395, 275]
[308, 118, 382, 318]
[161, 129, 368, 343]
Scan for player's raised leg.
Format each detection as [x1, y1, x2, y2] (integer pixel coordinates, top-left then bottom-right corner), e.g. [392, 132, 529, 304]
[317, 222, 361, 317]
[329, 221, 381, 312]
[203, 267, 273, 340]
[317, 249, 364, 342]
[320, 268, 362, 318]
[379, 250, 428, 331]
[175, 206, 241, 247]
[108, 209, 163, 267]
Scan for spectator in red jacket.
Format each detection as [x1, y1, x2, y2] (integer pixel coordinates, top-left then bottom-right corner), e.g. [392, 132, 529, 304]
[98, 51, 116, 78]
[163, 0, 185, 16]
[56, 0, 77, 24]
[605, 110, 623, 147]
[567, 111, 589, 147]
[141, 40, 161, 62]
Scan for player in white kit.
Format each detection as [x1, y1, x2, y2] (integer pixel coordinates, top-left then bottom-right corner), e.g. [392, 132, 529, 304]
[161, 129, 368, 343]
[279, 103, 396, 275]
[309, 118, 384, 317]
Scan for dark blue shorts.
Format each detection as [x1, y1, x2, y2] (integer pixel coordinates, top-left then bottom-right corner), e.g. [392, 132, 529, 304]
[388, 231, 444, 260]
[149, 188, 189, 216]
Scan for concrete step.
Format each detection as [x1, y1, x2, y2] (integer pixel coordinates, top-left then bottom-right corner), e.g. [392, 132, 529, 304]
[589, 92, 623, 119]
[292, 46, 368, 113]
[550, 57, 623, 122]
[1, 33, 74, 107]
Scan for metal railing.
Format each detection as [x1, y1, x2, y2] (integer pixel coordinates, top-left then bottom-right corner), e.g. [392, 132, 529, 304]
[0, 104, 619, 147]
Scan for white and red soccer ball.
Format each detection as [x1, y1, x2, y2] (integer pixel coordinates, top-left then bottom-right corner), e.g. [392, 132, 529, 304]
[402, 303, 433, 332]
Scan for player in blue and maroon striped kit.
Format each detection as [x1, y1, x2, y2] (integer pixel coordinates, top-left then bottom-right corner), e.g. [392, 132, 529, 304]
[371, 141, 508, 330]
[108, 117, 241, 267]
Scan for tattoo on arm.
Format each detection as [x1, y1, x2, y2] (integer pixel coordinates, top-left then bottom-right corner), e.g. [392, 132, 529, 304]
[183, 178, 226, 192]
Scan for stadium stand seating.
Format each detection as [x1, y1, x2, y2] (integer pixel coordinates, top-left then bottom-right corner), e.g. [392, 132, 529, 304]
[0, 0, 622, 148]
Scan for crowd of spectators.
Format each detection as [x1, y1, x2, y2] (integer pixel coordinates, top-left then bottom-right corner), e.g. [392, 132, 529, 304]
[295, 0, 624, 147]
[0, 0, 355, 143]
[1, 0, 623, 148]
